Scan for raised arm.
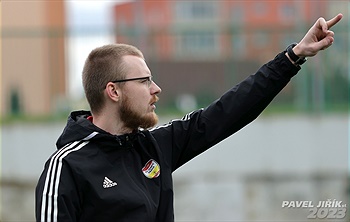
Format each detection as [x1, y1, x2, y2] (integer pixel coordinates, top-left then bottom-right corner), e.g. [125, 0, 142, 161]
[151, 14, 343, 172]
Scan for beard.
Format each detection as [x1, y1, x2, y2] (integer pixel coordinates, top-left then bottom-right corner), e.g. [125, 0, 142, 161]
[119, 95, 159, 130]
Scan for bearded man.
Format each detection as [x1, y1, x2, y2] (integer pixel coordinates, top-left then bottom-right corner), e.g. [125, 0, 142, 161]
[36, 14, 343, 222]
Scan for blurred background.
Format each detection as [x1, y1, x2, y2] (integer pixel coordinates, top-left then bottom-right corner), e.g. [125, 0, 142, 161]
[1, 0, 349, 221]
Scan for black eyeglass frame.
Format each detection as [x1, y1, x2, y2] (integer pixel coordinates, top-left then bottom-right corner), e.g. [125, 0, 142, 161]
[111, 76, 152, 83]
[110, 76, 153, 87]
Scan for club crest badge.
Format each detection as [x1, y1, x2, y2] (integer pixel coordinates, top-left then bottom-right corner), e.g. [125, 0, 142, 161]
[142, 159, 160, 179]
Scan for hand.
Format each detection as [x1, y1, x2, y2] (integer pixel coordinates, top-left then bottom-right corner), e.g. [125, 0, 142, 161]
[293, 13, 343, 58]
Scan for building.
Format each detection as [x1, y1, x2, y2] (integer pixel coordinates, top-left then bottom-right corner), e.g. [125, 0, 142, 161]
[113, 0, 327, 62]
[112, 1, 325, 109]
[113, 0, 348, 112]
[1, 0, 66, 117]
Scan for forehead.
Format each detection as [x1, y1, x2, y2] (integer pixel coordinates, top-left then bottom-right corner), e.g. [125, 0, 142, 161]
[122, 55, 151, 77]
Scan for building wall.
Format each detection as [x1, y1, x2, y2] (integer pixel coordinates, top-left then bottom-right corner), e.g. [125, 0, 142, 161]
[112, 1, 349, 112]
[113, 1, 328, 62]
[1, 1, 66, 117]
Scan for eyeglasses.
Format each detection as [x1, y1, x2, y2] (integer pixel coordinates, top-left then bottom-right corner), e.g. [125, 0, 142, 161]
[111, 76, 153, 88]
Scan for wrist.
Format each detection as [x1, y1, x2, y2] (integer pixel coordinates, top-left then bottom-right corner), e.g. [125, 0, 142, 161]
[286, 43, 307, 66]
[292, 43, 303, 57]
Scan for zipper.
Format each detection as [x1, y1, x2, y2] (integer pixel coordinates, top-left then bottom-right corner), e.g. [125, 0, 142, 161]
[121, 154, 155, 220]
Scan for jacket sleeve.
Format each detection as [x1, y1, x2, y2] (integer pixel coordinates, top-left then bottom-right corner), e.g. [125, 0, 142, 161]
[36, 155, 81, 222]
[150, 52, 300, 171]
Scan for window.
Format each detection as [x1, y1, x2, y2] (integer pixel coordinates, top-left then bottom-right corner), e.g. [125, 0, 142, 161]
[278, 3, 296, 23]
[231, 4, 245, 24]
[232, 33, 246, 58]
[175, 31, 219, 58]
[174, 1, 218, 21]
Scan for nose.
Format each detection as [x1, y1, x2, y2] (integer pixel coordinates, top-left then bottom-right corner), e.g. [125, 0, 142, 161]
[150, 81, 162, 95]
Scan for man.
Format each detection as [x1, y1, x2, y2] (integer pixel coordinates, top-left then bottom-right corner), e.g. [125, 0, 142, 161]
[36, 14, 343, 222]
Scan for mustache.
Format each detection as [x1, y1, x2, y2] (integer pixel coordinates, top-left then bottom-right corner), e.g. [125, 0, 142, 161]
[150, 96, 159, 104]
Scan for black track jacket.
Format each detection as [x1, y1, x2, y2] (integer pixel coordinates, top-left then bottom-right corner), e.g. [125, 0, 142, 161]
[36, 52, 300, 222]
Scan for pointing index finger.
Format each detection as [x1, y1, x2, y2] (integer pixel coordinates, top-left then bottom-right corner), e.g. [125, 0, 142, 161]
[326, 13, 343, 29]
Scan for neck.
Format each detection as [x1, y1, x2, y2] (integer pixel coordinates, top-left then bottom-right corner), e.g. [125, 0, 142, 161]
[91, 112, 133, 136]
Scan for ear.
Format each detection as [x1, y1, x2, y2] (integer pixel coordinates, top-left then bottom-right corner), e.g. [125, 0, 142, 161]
[105, 82, 120, 102]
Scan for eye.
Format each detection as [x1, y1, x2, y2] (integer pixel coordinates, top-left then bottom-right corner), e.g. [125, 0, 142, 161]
[140, 79, 149, 86]
[140, 77, 152, 87]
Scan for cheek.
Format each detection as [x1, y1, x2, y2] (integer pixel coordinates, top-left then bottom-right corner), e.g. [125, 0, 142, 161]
[133, 90, 150, 105]
[129, 95, 149, 110]
[123, 88, 150, 109]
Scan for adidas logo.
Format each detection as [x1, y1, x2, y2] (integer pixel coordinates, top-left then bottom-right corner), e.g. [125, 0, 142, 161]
[103, 177, 118, 188]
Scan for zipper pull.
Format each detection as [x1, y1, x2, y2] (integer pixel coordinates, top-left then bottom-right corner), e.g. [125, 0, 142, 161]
[115, 136, 122, 146]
